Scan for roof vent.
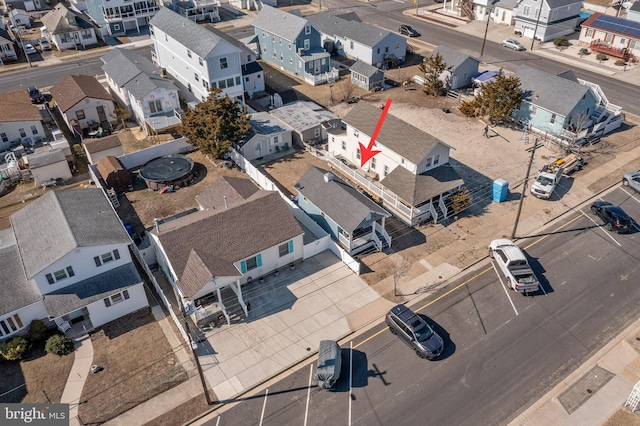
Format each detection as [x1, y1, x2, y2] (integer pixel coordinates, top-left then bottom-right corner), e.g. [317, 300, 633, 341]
[324, 172, 334, 183]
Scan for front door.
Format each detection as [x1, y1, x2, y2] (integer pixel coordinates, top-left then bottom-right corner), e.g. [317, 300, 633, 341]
[97, 105, 107, 122]
[314, 60, 320, 74]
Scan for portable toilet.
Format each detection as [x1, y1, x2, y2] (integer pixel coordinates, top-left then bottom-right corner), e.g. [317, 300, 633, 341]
[492, 179, 509, 203]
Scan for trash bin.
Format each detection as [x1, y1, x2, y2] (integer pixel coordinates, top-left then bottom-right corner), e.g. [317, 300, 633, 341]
[492, 179, 509, 203]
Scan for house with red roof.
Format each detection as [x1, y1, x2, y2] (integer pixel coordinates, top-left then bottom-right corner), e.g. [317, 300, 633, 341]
[579, 12, 639, 61]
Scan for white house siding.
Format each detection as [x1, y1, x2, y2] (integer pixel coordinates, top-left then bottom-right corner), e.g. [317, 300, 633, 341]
[0, 301, 48, 340]
[233, 234, 304, 284]
[31, 161, 72, 186]
[86, 282, 148, 327]
[579, 26, 640, 56]
[0, 120, 45, 150]
[0, 40, 17, 62]
[240, 131, 292, 161]
[244, 73, 265, 96]
[85, 145, 124, 165]
[152, 27, 244, 103]
[50, 30, 98, 51]
[106, 75, 131, 107]
[415, 144, 450, 174]
[370, 36, 406, 67]
[62, 98, 115, 130]
[35, 244, 133, 295]
[138, 88, 180, 122]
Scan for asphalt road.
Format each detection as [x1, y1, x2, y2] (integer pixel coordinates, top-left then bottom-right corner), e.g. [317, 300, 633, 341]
[201, 185, 640, 425]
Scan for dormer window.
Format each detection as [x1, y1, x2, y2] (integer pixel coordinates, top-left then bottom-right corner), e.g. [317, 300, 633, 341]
[305, 25, 311, 35]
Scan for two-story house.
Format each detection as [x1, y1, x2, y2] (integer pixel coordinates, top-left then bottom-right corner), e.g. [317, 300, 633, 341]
[512, 65, 622, 141]
[0, 90, 45, 151]
[85, 0, 160, 36]
[473, 0, 517, 26]
[51, 74, 116, 135]
[165, 0, 220, 22]
[40, 4, 98, 51]
[0, 188, 149, 341]
[150, 7, 249, 103]
[579, 13, 640, 60]
[0, 28, 17, 63]
[327, 102, 464, 226]
[306, 12, 406, 69]
[431, 45, 480, 90]
[253, 5, 336, 86]
[150, 176, 304, 326]
[514, 0, 581, 42]
[102, 48, 182, 136]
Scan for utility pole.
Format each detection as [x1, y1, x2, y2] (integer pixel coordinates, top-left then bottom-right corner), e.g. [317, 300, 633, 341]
[480, 9, 491, 63]
[8, 5, 32, 68]
[510, 137, 539, 240]
[530, 7, 544, 51]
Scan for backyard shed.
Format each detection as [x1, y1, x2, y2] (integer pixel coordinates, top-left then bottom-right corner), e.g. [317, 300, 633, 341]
[350, 61, 384, 92]
[97, 155, 131, 192]
[25, 149, 72, 187]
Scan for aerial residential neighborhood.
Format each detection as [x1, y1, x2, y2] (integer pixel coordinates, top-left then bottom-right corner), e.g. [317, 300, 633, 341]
[1, 0, 640, 424]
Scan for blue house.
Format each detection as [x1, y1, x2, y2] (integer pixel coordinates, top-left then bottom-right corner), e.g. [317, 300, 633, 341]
[253, 5, 336, 86]
[512, 65, 621, 141]
[295, 166, 391, 255]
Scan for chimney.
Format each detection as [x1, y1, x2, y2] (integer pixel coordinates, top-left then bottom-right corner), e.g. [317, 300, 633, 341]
[323, 172, 334, 183]
[223, 195, 228, 209]
[154, 218, 160, 233]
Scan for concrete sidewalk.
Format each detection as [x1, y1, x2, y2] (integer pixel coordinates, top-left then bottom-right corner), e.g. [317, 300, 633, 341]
[60, 335, 94, 426]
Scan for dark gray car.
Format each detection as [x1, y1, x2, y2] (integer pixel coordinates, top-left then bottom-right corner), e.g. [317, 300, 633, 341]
[385, 304, 443, 359]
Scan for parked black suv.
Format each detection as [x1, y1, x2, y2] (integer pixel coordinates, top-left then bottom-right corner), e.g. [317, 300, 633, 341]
[591, 201, 633, 233]
[399, 25, 420, 37]
[385, 304, 443, 359]
[27, 86, 45, 104]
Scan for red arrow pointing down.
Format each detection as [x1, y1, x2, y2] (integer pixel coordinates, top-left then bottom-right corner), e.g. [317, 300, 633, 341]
[359, 98, 392, 167]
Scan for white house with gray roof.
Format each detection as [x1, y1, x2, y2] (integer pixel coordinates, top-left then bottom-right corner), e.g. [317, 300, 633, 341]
[150, 178, 304, 326]
[40, 4, 98, 51]
[26, 149, 72, 187]
[350, 61, 384, 91]
[306, 12, 406, 68]
[512, 65, 622, 141]
[431, 46, 480, 90]
[0, 188, 148, 341]
[296, 166, 391, 255]
[513, 0, 581, 42]
[150, 7, 246, 104]
[102, 48, 181, 136]
[237, 111, 293, 161]
[473, 0, 517, 26]
[327, 102, 464, 226]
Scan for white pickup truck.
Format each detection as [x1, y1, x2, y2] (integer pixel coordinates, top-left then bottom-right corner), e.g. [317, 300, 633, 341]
[489, 239, 540, 294]
[531, 165, 563, 199]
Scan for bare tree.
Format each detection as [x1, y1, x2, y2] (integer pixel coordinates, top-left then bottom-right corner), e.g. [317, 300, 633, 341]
[393, 257, 411, 296]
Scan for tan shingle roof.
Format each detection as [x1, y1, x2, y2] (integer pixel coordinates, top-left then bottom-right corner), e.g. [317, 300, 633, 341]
[83, 134, 122, 154]
[0, 90, 42, 123]
[195, 176, 261, 210]
[51, 74, 114, 113]
[153, 190, 303, 298]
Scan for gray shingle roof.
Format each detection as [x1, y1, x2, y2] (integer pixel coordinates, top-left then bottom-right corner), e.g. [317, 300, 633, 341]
[253, 5, 308, 42]
[0, 228, 41, 316]
[342, 102, 443, 164]
[306, 12, 397, 47]
[432, 45, 480, 71]
[195, 176, 261, 211]
[296, 166, 389, 233]
[631, 1, 640, 12]
[515, 65, 590, 117]
[350, 61, 381, 78]
[153, 191, 303, 298]
[150, 7, 240, 59]
[0, 28, 12, 43]
[545, 0, 581, 8]
[43, 263, 142, 318]
[10, 188, 131, 279]
[41, 4, 93, 35]
[27, 149, 66, 168]
[381, 164, 464, 206]
[101, 48, 177, 100]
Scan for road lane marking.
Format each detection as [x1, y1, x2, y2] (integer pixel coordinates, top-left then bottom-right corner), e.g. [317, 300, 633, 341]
[304, 364, 313, 426]
[349, 341, 353, 426]
[491, 261, 519, 315]
[621, 187, 640, 204]
[523, 214, 583, 250]
[259, 389, 268, 426]
[579, 209, 622, 247]
[216, 416, 220, 426]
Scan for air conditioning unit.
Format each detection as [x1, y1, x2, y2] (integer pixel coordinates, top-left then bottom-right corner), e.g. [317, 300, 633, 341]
[298, 47, 305, 56]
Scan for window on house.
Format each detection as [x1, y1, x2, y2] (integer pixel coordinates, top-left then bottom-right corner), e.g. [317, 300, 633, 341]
[354, 129, 359, 137]
[523, 5, 530, 16]
[31, 125, 38, 135]
[342, 140, 346, 150]
[371, 157, 376, 169]
[620, 38, 627, 45]
[76, 110, 85, 120]
[220, 57, 228, 69]
[227, 78, 234, 87]
[280, 52, 283, 61]
[194, 73, 199, 82]
[425, 157, 432, 167]
[0, 314, 24, 337]
[219, 79, 226, 89]
[263, 46, 266, 53]
[385, 46, 389, 53]
[305, 25, 311, 35]
[19, 128, 26, 138]
[288, 42, 291, 50]
[247, 54, 251, 61]
[401, 158, 405, 165]
[203, 80, 208, 89]
[211, 81, 217, 89]
[149, 100, 162, 114]
[150, 26, 154, 36]
[241, 254, 261, 273]
[279, 37, 282, 45]
[279, 241, 294, 257]
[395, 43, 399, 49]
[531, 105, 537, 116]
[356, 148, 360, 160]
[290, 57, 293, 64]
[246, 77, 249, 82]
[605, 33, 613, 43]
[433, 154, 440, 166]
[377, 48, 380, 54]
[586, 28, 594, 37]
[114, 24, 121, 31]
[384, 165, 389, 177]
[550, 113, 556, 124]
[94, 249, 121, 266]
[187, 49, 192, 58]
[304, 39, 310, 50]
[103, 289, 130, 307]
[199, 57, 203, 66]
[46, 266, 75, 284]
[273, 136, 279, 144]
[0, 133, 7, 143]
[350, 41, 354, 49]
[314, 128, 320, 137]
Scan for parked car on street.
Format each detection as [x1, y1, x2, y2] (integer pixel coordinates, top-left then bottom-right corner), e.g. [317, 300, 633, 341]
[502, 39, 526, 51]
[591, 201, 633, 233]
[623, 172, 640, 193]
[27, 86, 45, 103]
[23, 43, 38, 55]
[399, 25, 420, 37]
[38, 38, 51, 51]
[385, 304, 443, 360]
